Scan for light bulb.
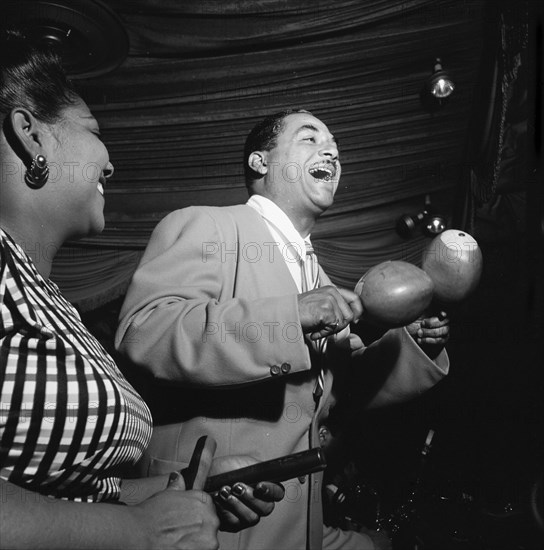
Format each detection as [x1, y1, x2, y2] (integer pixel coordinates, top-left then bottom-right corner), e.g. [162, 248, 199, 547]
[431, 77, 455, 98]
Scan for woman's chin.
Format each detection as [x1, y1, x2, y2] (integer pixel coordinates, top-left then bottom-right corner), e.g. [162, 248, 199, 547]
[89, 220, 106, 236]
[69, 219, 105, 241]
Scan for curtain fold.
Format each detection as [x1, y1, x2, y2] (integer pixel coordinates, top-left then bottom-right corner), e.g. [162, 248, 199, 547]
[108, 0, 441, 57]
[469, 2, 528, 204]
[453, 0, 529, 235]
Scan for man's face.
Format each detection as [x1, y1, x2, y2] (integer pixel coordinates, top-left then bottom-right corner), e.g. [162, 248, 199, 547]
[262, 113, 341, 218]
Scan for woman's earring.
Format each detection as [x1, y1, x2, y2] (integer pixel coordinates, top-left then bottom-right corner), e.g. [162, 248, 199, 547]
[25, 154, 49, 189]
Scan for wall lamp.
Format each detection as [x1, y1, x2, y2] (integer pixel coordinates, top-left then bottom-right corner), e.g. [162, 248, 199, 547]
[426, 58, 455, 99]
[420, 58, 455, 111]
[396, 195, 447, 238]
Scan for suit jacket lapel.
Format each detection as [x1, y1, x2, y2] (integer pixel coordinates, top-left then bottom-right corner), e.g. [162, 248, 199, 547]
[232, 204, 300, 296]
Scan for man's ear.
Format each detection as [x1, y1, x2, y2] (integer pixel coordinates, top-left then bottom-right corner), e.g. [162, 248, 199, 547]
[248, 151, 268, 176]
[8, 108, 45, 160]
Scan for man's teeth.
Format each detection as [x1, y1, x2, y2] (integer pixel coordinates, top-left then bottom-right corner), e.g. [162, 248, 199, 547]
[97, 182, 104, 195]
[309, 166, 335, 180]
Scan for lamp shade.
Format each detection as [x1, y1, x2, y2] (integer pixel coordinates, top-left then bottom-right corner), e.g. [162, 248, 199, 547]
[427, 58, 455, 99]
[4, 0, 129, 79]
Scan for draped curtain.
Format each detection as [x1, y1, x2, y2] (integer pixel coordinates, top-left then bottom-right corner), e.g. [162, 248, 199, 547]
[50, 0, 487, 310]
[454, 0, 529, 235]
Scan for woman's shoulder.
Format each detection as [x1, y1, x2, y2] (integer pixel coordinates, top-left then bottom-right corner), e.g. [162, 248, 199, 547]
[0, 230, 6, 279]
[0, 229, 60, 338]
[1, 229, 35, 275]
[1, 229, 41, 292]
[1, 229, 26, 298]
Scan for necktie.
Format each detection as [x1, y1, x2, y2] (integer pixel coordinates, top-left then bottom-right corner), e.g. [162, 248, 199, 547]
[302, 242, 326, 400]
[302, 242, 320, 293]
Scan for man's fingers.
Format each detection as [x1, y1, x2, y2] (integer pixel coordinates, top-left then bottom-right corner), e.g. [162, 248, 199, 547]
[415, 324, 450, 346]
[421, 315, 450, 328]
[336, 287, 363, 322]
[417, 336, 449, 346]
[319, 286, 360, 326]
[418, 325, 450, 339]
[298, 286, 363, 337]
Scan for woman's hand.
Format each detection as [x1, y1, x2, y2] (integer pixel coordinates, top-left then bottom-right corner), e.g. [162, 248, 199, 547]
[209, 455, 285, 532]
[133, 485, 220, 550]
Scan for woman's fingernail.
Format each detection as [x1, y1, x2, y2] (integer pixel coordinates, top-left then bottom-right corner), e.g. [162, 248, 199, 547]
[219, 486, 231, 500]
[255, 483, 269, 497]
[168, 471, 180, 485]
[232, 483, 245, 497]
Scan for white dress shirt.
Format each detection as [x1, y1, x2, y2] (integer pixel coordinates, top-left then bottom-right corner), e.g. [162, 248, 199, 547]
[246, 194, 310, 292]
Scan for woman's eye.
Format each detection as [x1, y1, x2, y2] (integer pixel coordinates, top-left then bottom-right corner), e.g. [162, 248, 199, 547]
[303, 136, 315, 142]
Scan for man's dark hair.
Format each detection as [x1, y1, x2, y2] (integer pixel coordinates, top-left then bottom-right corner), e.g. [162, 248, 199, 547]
[243, 108, 311, 187]
[0, 27, 78, 126]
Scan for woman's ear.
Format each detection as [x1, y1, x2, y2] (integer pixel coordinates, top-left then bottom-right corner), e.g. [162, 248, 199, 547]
[8, 108, 45, 159]
[248, 151, 268, 176]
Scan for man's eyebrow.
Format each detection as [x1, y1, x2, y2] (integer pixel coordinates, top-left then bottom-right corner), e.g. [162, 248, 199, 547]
[296, 124, 338, 144]
[297, 124, 319, 134]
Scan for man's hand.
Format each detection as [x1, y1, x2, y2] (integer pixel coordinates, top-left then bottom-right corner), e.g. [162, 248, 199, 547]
[297, 286, 363, 340]
[209, 455, 285, 533]
[406, 311, 450, 359]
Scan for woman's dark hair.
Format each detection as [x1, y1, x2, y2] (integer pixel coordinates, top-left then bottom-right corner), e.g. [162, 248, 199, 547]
[243, 108, 311, 187]
[0, 27, 78, 125]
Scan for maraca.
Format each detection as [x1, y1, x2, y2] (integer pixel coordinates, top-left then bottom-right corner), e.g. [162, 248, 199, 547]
[421, 229, 483, 303]
[355, 230, 483, 327]
[354, 260, 434, 327]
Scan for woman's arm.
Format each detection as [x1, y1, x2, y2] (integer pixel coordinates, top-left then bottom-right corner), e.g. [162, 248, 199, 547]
[0, 479, 219, 550]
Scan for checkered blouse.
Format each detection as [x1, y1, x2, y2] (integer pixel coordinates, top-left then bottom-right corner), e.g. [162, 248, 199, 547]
[0, 229, 152, 502]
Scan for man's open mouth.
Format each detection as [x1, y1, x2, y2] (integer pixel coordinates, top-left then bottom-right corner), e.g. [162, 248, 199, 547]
[308, 162, 337, 181]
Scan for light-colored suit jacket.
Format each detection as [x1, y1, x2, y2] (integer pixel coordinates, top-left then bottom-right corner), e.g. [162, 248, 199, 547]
[115, 204, 449, 550]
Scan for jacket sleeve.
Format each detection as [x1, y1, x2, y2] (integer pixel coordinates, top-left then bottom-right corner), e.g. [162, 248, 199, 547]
[317, 265, 449, 409]
[115, 207, 311, 386]
[349, 326, 449, 409]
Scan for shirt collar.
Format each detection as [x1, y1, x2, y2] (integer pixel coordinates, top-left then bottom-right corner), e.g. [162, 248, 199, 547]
[246, 195, 309, 261]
